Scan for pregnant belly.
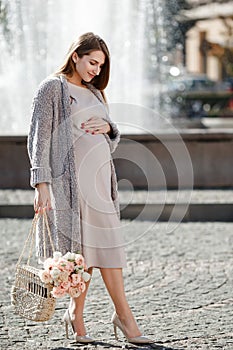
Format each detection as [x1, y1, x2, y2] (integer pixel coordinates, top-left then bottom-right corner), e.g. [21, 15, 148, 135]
[74, 132, 111, 167]
[74, 132, 112, 205]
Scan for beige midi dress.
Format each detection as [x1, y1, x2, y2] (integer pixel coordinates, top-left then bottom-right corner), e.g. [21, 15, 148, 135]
[67, 81, 127, 269]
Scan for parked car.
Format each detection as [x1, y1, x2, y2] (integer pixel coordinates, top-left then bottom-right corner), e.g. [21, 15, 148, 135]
[161, 74, 233, 118]
[223, 77, 233, 91]
[166, 75, 216, 93]
[222, 77, 233, 110]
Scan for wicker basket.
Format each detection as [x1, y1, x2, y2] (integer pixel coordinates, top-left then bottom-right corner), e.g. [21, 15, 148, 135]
[11, 211, 56, 322]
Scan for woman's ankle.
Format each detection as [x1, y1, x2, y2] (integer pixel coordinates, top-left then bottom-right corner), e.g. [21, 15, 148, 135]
[67, 309, 86, 335]
[69, 308, 83, 320]
[115, 306, 133, 321]
[115, 310, 142, 337]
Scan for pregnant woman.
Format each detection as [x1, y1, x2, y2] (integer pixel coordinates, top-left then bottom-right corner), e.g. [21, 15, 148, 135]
[27, 32, 153, 345]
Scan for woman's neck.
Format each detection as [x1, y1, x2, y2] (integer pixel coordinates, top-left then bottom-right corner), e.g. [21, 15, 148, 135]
[66, 74, 87, 88]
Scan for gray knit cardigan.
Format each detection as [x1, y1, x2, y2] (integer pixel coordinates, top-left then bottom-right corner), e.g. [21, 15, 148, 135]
[27, 74, 120, 257]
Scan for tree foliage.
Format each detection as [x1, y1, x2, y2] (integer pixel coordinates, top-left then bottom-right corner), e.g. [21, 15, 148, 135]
[0, 0, 11, 45]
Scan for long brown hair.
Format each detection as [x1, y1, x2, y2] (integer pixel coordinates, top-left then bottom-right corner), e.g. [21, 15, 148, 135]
[55, 32, 110, 96]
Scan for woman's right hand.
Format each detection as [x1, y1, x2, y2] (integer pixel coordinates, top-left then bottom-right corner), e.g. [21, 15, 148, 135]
[34, 183, 52, 213]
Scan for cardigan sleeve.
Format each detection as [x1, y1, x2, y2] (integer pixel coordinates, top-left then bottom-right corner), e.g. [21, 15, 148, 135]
[102, 116, 120, 153]
[27, 79, 55, 188]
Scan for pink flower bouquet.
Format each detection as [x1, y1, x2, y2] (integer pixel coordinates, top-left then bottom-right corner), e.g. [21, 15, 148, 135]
[38, 251, 91, 298]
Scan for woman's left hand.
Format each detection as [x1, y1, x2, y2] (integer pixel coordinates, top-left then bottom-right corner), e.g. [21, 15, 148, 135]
[81, 117, 111, 135]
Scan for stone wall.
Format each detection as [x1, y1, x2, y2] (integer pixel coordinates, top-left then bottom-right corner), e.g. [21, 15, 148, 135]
[0, 131, 233, 189]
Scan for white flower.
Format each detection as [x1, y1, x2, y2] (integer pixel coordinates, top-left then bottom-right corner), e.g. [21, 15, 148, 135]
[53, 251, 62, 261]
[63, 252, 76, 261]
[74, 265, 84, 273]
[50, 267, 61, 279]
[82, 271, 91, 282]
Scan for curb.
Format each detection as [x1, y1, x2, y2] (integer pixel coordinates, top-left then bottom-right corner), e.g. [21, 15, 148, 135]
[121, 203, 233, 222]
[0, 203, 232, 221]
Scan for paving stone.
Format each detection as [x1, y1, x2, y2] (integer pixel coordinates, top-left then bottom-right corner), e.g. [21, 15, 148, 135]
[0, 219, 233, 349]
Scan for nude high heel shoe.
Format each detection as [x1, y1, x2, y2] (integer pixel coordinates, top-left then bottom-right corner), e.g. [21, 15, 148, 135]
[111, 311, 154, 344]
[63, 309, 95, 343]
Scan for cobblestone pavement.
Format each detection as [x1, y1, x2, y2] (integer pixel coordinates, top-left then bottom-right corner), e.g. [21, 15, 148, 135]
[0, 219, 232, 350]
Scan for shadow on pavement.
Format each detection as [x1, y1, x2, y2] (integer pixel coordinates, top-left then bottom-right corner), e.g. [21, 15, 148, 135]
[51, 340, 183, 350]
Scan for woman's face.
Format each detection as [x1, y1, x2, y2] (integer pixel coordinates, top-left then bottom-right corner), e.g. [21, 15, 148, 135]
[72, 50, 105, 82]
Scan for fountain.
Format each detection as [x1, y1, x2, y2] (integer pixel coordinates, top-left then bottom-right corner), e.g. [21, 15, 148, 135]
[1, 0, 233, 193]
[0, 0, 180, 135]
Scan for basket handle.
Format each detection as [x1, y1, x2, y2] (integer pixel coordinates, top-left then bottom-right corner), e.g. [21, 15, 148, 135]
[16, 210, 55, 267]
[42, 209, 55, 259]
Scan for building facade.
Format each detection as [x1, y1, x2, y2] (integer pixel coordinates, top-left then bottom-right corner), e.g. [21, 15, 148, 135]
[181, 0, 233, 80]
